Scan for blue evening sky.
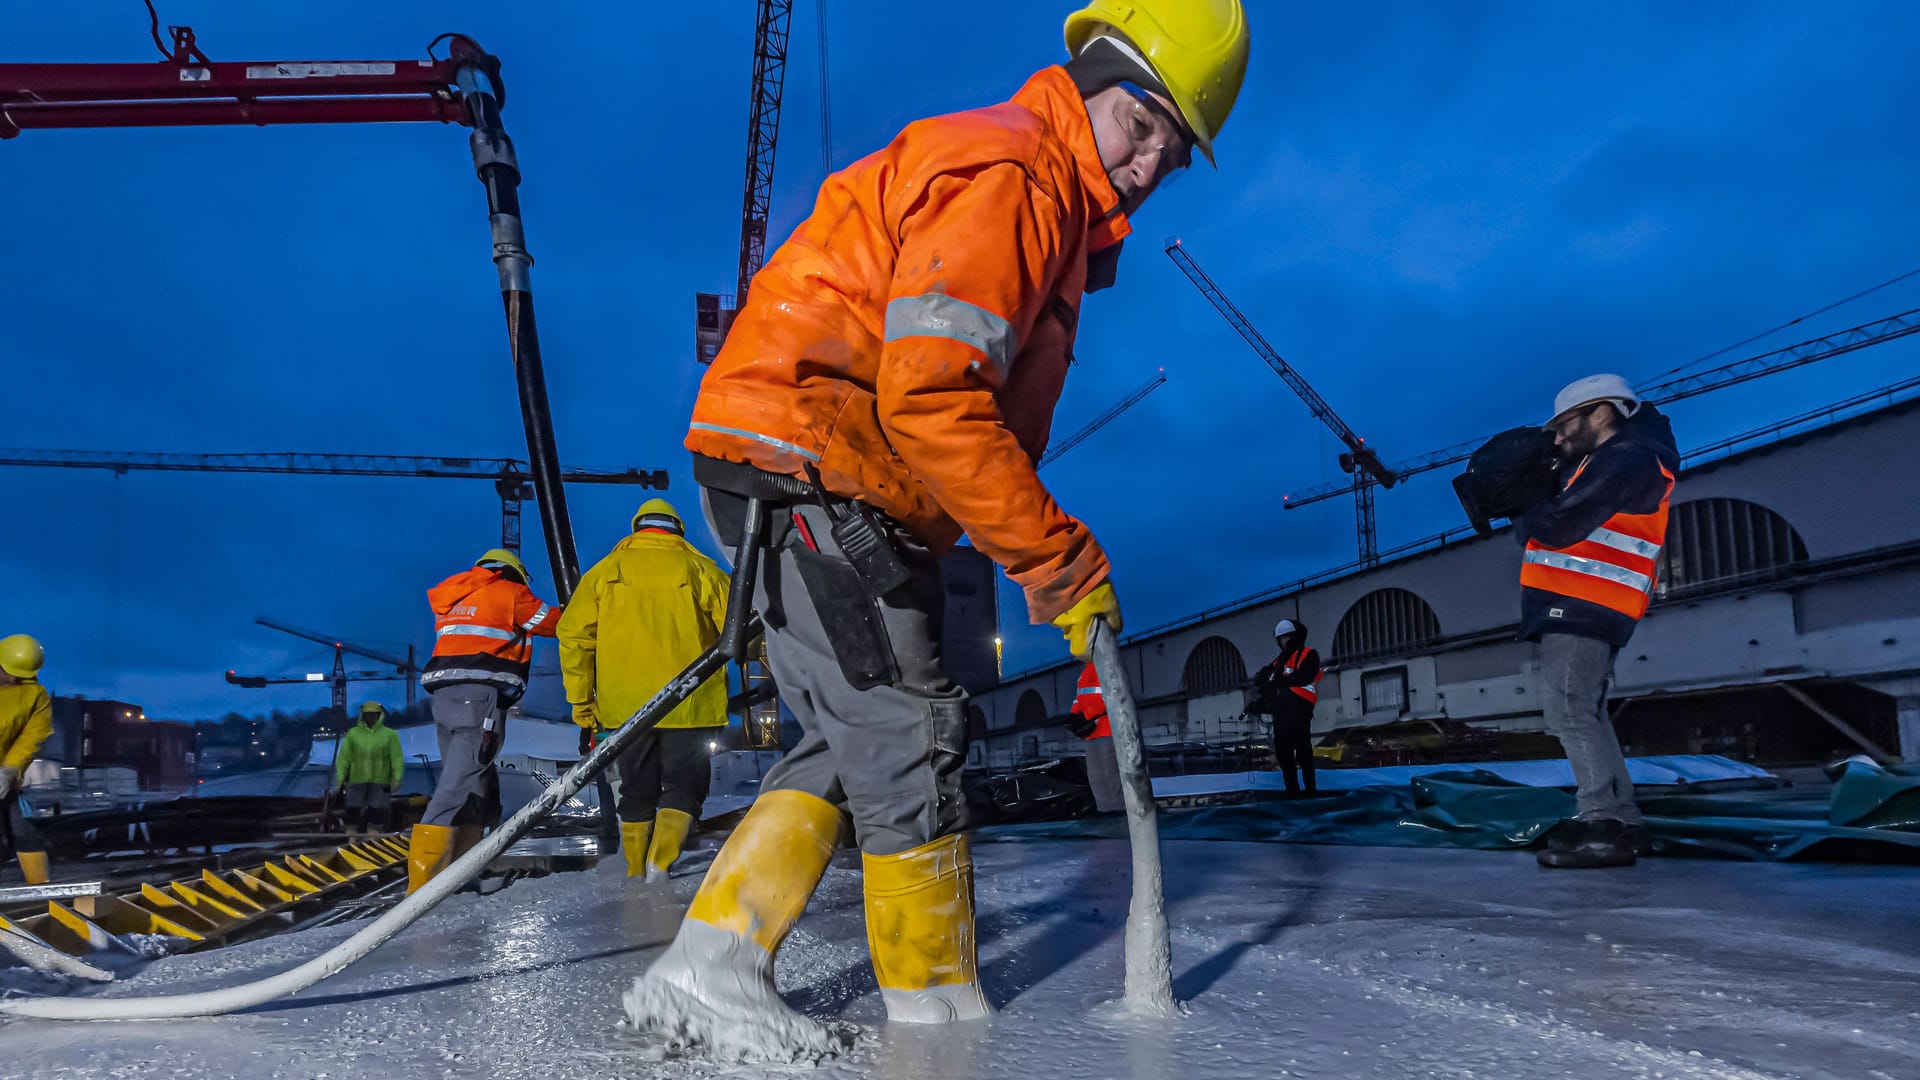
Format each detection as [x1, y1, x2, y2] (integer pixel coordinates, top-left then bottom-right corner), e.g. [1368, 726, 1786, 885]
[5, 2, 1918, 720]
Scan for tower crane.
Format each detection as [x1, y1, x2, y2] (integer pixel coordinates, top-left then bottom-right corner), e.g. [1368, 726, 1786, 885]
[1038, 371, 1168, 469]
[696, 0, 798, 364]
[1164, 239, 1398, 565]
[1279, 304, 1920, 510]
[0, 449, 667, 555]
[251, 617, 421, 710]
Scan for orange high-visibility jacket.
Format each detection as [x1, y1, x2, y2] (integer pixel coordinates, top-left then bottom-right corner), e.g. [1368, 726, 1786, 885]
[685, 66, 1131, 624]
[1520, 461, 1675, 620]
[1073, 662, 1111, 740]
[421, 567, 561, 702]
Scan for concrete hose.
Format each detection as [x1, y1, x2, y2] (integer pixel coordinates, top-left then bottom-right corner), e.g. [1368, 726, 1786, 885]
[0, 648, 732, 1022]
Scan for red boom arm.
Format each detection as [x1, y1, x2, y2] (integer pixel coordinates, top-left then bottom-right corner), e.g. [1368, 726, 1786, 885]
[0, 27, 481, 137]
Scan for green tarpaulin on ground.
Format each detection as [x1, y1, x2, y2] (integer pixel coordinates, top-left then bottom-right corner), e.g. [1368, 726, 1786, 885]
[982, 759, 1920, 863]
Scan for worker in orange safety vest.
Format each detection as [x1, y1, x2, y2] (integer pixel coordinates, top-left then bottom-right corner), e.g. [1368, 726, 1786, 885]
[1067, 662, 1124, 812]
[628, 0, 1252, 1057]
[407, 548, 562, 893]
[1519, 373, 1678, 870]
[1251, 619, 1321, 796]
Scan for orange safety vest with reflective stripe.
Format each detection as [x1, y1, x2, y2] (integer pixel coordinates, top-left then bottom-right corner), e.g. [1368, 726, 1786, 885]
[1283, 648, 1321, 704]
[1520, 460, 1675, 620]
[1073, 662, 1111, 740]
[421, 567, 561, 701]
[684, 66, 1129, 625]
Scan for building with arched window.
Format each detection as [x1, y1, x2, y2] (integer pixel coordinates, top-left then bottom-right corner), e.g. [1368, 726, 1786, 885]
[967, 396, 1920, 772]
[1181, 636, 1247, 695]
[1331, 588, 1442, 665]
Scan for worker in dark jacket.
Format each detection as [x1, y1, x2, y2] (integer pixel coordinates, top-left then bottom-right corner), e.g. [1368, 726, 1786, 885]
[1067, 662, 1124, 812]
[1251, 619, 1321, 796]
[1518, 373, 1679, 869]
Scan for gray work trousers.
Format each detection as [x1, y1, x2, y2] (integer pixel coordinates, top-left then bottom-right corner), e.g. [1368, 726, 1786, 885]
[1539, 633, 1640, 824]
[1083, 735, 1125, 814]
[342, 782, 391, 831]
[423, 683, 505, 828]
[612, 726, 715, 822]
[703, 489, 969, 857]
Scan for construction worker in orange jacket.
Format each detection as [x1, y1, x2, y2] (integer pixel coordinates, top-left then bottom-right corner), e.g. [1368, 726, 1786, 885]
[630, 1, 1250, 1056]
[1067, 662, 1125, 812]
[1520, 374, 1679, 870]
[406, 548, 562, 892]
[0, 634, 54, 886]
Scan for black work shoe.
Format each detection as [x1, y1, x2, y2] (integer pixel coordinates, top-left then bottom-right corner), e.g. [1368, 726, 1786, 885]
[1537, 818, 1638, 869]
[1620, 823, 1654, 857]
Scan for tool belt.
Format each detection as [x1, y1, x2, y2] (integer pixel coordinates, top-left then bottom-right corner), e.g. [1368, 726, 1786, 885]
[694, 455, 913, 691]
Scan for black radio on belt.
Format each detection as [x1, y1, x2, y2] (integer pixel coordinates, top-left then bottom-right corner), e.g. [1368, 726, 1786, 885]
[806, 465, 912, 596]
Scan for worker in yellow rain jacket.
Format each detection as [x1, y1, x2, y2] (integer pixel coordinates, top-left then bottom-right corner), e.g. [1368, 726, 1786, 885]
[0, 635, 54, 885]
[558, 499, 731, 882]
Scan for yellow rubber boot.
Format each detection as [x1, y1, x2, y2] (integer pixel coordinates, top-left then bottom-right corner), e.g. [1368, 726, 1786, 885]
[863, 834, 993, 1023]
[619, 819, 653, 878]
[405, 824, 455, 895]
[645, 808, 695, 882]
[16, 851, 50, 886]
[623, 790, 848, 1058]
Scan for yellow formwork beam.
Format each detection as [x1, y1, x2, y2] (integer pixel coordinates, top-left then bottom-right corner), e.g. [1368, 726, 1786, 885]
[133, 883, 223, 936]
[228, 867, 296, 906]
[295, 854, 350, 885]
[264, 861, 325, 897]
[72, 894, 203, 944]
[155, 881, 246, 930]
[197, 869, 268, 914]
[46, 902, 136, 956]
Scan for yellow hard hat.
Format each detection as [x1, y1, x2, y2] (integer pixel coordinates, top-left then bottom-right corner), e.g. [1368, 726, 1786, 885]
[631, 498, 685, 534]
[1065, 0, 1251, 165]
[0, 634, 45, 679]
[475, 548, 529, 580]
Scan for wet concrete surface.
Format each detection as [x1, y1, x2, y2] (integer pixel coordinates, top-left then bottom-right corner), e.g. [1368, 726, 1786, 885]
[4, 836, 1917, 1079]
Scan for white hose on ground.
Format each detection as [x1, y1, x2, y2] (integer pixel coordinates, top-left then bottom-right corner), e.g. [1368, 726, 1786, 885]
[1089, 621, 1182, 1017]
[0, 649, 732, 1022]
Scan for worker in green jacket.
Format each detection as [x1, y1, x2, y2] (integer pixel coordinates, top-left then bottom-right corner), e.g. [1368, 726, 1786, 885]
[334, 702, 405, 836]
[0, 634, 54, 885]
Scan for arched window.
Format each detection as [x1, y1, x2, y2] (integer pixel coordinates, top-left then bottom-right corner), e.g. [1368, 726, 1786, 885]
[1015, 689, 1049, 730]
[1331, 588, 1441, 665]
[1182, 636, 1247, 695]
[1658, 498, 1808, 598]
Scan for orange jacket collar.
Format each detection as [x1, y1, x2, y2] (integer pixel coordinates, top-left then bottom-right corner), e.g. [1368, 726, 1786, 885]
[1014, 66, 1133, 252]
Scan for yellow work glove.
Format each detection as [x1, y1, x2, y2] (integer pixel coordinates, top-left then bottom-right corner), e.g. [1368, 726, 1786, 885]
[1051, 582, 1123, 660]
[571, 700, 598, 730]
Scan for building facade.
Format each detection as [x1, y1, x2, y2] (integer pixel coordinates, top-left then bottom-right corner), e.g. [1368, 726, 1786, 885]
[969, 397, 1920, 771]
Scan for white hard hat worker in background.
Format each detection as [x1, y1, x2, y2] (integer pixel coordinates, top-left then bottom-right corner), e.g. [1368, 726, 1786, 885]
[1547, 373, 1641, 457]
[631, 0, 1251, 1060]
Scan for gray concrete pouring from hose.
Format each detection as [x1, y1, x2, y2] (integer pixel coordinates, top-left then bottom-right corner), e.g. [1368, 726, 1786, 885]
[0, 637, 742, 1022]
[1089, 619, 1183, 1016]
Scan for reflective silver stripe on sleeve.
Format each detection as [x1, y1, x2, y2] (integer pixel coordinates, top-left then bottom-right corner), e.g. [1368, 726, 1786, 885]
[1523, 549, 1655, 593]
[687, 422, 823, 462]
[1584, 526, 1662, 560]
[884, 293, 1016, 378]
[520, 604, 553, 631]
[1076, 687, 1102, 696]
[420, 669, 526, 691]
[436, 624, 518, 641]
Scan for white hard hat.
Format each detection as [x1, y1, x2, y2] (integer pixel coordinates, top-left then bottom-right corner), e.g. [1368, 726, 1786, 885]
[1549, 373, 1640, 426]
[1274, 619, 1299, 638]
